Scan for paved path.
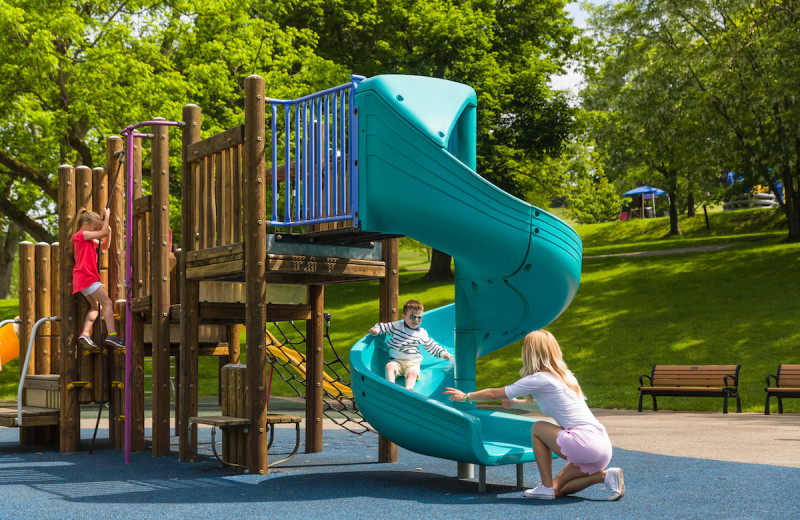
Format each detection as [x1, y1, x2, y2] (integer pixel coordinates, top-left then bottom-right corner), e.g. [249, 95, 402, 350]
[584, 242, 741, 259]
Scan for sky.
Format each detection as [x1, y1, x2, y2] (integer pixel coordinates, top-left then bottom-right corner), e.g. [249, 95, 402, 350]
[549, 2, 590, 96]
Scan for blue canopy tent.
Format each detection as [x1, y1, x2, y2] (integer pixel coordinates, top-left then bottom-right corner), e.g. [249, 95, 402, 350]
[623, 186, 667, 219]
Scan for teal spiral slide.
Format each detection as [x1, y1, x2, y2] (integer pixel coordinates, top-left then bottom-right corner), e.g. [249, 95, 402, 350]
[350, 75, 583, 465]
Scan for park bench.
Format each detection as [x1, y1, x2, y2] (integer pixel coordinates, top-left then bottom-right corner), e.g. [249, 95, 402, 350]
[638, 364, 741, 413]
[764, 364, 800, 415]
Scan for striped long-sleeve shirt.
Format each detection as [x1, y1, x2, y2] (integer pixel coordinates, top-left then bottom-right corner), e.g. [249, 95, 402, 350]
[372, 320, 449, 362]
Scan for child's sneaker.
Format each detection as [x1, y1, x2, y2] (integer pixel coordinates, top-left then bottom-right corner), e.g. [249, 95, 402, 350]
[523, 483, 556, 500]
[604, 468, 625, 501]
[104, 334, 125, 349]
[78, 333, 97, 349]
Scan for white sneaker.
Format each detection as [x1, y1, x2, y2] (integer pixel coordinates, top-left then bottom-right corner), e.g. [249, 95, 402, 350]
[523, 483, 555, 500]
[604, 468, 625, 501]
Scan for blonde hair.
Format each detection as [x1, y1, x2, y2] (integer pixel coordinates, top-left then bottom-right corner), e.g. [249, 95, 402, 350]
[70, 208, 103, 253]
[520, 330, 584, 399]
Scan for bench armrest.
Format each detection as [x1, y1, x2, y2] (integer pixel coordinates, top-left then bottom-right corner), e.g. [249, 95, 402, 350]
[639, 374, 651, 386]
[766, 374, 778, 387]
[723, 374, 738, 388]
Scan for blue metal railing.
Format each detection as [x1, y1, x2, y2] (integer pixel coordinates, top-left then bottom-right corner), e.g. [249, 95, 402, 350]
[269, 75, 364, 227]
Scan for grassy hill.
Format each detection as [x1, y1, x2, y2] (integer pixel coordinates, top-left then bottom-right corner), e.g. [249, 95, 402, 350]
[480, 207, 799, 412]
[1, 207, 798, 413]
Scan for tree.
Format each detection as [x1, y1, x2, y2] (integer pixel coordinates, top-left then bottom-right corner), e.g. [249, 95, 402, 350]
[585, 0, 800, 242]
[550, 139, 623, 224]
[0, 0, 346, 293]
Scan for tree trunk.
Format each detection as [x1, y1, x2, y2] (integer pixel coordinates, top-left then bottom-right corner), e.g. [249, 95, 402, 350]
[667, 184, 682, 237]
[424, 249, 454, 282]
[0, 221, 23, 298]
[778, 165, 799, 243]
[687, 191, 695, 218]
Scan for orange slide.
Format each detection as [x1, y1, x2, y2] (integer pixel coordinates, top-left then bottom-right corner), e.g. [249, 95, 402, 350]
[0, 318, 20, 371]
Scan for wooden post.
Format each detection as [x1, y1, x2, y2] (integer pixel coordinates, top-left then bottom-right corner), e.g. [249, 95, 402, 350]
[18, 242, 35, 375]
[130, 137, 146, 452]
[18, 241, 35, 444]
[107, 136, 126, 448]
[34, 243, 51, 375]
[92, 166, 109, 403]
[50, 242, 61, 372]
[378, 238, 399, 463]
[58, 164, 80, 452]
[305, 285, 324, 453]
[243, 75, 269, 475]
[151, 118, 172, 457]
[179, 104, 202, 462]
[75, 165, 93, 404]
[35, 243, 55, 444]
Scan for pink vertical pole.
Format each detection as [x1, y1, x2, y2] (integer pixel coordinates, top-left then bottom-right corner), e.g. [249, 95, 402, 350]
[124, 130, 134, 464]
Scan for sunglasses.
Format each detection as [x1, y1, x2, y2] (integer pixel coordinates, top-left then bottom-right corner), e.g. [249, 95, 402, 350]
[409, 314, 423, 321]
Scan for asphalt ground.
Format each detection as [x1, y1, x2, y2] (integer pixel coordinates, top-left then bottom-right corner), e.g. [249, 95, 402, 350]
[1, 398, 798, 519]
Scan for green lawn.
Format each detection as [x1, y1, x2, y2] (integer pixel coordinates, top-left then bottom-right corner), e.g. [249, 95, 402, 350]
[2, 207, 798, 413]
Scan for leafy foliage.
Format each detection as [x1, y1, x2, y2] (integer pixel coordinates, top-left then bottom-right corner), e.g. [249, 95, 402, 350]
[584, 0, 800, 242]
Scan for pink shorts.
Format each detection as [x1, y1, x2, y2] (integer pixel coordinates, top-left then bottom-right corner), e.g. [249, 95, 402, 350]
[556, 424, 612, 475]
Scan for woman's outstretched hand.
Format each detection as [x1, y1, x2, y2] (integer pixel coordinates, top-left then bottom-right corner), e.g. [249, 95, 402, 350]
[443, 387, 467, 402]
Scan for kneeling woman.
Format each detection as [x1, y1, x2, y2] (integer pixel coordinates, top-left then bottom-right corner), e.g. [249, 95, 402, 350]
[444, 330, 624, 500]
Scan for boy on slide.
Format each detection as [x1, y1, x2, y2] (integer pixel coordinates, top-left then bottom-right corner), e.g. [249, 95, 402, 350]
[369, 299, 453, 390]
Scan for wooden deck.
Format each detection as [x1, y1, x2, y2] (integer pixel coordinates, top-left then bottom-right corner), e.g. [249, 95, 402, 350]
[184, 239, 386, 284]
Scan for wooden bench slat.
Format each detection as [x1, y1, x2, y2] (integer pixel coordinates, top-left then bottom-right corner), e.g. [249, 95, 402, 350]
[188, 415, 250, 427]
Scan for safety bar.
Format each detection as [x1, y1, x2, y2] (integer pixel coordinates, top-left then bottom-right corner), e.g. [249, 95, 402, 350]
[268, 74, 365, 227]
[17, 316, 60, 427]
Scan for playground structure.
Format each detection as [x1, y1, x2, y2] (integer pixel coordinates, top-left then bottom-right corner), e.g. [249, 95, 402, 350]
[0, 74, 583, 484]
[1, 75, 399, 474]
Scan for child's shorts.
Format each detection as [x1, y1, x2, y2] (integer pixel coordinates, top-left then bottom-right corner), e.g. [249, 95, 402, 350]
[556, 424, 612, 475]
[387, 358, 421, 377]
[80, 281, 102, 296]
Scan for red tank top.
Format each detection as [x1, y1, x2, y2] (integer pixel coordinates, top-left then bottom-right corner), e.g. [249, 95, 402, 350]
[72, 230, 100, 293]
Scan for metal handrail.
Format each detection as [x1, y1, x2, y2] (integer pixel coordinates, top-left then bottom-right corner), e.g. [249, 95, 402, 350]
[17, 316, 60, 427]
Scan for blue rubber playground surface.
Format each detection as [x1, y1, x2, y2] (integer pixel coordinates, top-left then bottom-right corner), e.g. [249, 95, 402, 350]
[1, 424, 798, 519]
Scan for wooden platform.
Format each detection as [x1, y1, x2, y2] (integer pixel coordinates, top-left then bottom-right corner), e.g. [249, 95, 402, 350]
[0, 406, 60, 428]
[184, 239, 386, 284]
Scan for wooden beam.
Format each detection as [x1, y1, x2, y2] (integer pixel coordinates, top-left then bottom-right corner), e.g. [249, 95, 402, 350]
[305, 285, 324, 453]
[243, 75, 269, 475]
[378, 238, 399, 463]
[57, 165, 79, 452]
[186, 125, 244, 163]
[150, 119, 172, 457]
[179, 104, 202, 462]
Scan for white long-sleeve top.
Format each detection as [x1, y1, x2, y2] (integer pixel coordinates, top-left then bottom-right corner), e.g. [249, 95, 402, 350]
[504, 372, 602, 429]
[372, 320, 449, 362]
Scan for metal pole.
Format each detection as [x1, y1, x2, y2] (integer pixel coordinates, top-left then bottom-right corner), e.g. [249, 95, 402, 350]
[16, 316, 59, 426]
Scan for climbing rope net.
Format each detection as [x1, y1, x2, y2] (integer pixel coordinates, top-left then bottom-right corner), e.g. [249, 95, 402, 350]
[266, 314, 374, 435]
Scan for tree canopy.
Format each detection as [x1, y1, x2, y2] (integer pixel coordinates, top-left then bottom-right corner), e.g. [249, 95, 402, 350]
[0, 0, 583, 291]
[584, 0, 800, 241]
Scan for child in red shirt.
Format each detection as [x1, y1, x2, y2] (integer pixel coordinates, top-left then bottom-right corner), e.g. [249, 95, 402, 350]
[72, 208, 124, 349]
